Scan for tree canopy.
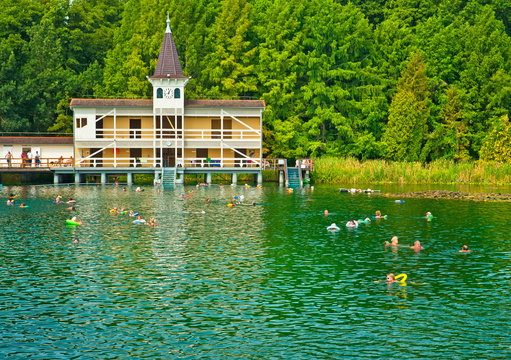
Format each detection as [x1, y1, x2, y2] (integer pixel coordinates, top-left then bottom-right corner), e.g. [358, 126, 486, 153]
[1, 0, 511, 161]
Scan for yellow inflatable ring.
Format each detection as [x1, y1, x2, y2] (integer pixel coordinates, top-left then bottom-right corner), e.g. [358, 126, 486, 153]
[395, 274, 407, 283]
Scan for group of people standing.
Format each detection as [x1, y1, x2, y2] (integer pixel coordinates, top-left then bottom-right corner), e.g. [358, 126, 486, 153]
[5, 150, 41, 167]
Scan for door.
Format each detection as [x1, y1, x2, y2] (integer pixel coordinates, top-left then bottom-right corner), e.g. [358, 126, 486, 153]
[96, 117, 103, 139]
[224, 119, 232, 139]
[234, 148, 246, 167]
[130, 119, 141, 139]
[90, 148, 103, 167]
[211, 119, 221, 139]
[196, 148, 208, 167]
[130, 148, 142, 167]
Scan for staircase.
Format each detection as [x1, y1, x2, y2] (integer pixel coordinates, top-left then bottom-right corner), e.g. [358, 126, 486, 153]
[286, 167, 301, 188]
[161, 167, 176, 186]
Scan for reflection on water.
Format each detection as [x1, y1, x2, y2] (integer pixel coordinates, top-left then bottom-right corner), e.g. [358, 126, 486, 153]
[0, 184, 510, 359]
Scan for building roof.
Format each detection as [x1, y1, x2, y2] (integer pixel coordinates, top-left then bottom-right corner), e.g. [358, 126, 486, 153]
[70, 98, 265, 108]
[149, 17, 186, 79]
[185, 99, 266, 108]
[0, 137, 73, 145]
[70, 99, 153, 107]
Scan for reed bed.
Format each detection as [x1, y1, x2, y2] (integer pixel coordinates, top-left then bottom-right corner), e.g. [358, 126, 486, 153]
[312, 157, 511, 184]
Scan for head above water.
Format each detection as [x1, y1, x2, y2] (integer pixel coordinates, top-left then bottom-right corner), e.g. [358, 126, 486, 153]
[391, 236, 398, 245]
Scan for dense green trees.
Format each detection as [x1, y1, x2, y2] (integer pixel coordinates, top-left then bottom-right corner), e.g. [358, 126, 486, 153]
[2, 0, 511, 162]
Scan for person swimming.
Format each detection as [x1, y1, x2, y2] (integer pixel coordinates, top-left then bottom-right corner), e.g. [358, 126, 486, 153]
[385, 236, 400, 247]
[324, 209, 329, 216]
[146, 217, 158, 226]
[71, 216, 83, 225]
[346, 220, 358, 228]
[374, 210, 387, 219]
[425, 212, 433, 220]
[67, 205, 76, 211]
[19, 202, 27, 208]
[459, 245, 471, 253]
[67, 198, 76, 204]
[410, 240, 424, 251]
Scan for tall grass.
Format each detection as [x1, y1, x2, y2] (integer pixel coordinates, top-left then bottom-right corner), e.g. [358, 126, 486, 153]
[312, 157, 511, 184]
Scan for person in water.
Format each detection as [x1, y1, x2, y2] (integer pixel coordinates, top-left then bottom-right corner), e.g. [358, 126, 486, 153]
[410, 240, 424, 251]
[375, 273, 398, 283]
[459, 245, 471, 253]
[146, 217, 157, 226]
[346, 220, 358, 227]
[67, 198, 75, 204]
[324, 210, 329, 216]
[385, 236, 400, 247]
[425, 212, 433, 220]
[71, 216, 83, 225]
[67, 205, 76, 211]
[135, 215, 146, 223]
[20, 202, 27, 208]
[374, 210, 386, 219]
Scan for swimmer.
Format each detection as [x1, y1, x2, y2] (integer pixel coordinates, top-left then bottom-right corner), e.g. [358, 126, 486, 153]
[20, 202, 27, 208]
[66, 198, 76, 204]
[114, 180, 119, 187]
[375, 273, 397, 283]
[374, 210, 387, 219]
[73, 238, 79, 244]
[110, 207, 118, 214]
[425, 211, 433, 220]
[135, 215, 146, 223]
[146, 217, 158, 226]
[324, 210, 329, 216]
[54, 195, 63, 204]
[410, 240, 424, 251]
[206, 198, 210, 203]
[136, 187, 142, 193]
[122, 186, 127, 191]
[129, 210, 135, 216]
[385, 236, 400, 247]
[71, 216, 83, 226]
[459, 245, 471, 253]
[67, 205, 76, 211]
[157, 189, 161, 194]
[346, 220, 358, 228]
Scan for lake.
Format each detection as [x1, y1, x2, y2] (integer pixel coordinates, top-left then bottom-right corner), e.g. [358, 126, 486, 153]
[0, 183, 510, 359]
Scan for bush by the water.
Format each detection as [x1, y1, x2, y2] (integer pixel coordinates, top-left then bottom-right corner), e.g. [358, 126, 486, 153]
[312, 157, 511, 184]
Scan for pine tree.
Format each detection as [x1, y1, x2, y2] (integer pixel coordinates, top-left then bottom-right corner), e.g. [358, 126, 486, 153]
[383, 53, 430, 161]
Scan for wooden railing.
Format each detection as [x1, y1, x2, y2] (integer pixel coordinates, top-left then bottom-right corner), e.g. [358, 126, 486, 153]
[90, 128, 261, 141]
[1, 157, 73, 168]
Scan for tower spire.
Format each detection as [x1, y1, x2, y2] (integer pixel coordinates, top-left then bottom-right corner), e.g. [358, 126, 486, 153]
[166, 13, 171, 33]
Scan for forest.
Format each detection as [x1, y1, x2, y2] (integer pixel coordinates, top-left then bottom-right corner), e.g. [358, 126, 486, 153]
[2, 0, 511, 162]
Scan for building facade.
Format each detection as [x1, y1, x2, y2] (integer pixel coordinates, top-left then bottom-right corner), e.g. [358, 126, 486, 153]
[69, 17, 265, 184]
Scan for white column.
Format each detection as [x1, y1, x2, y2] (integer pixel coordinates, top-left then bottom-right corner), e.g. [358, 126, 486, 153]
[232, 172, 237, 185]
[54, 174, 60, 184]
[101, 172, 107, 184]
[257, 172, 263, 185]
[127, 172, 133, 185]
[74, 172, 81, 184]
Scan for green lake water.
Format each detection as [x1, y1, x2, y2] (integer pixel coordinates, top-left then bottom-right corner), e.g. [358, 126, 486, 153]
[1, 183, 510, 359]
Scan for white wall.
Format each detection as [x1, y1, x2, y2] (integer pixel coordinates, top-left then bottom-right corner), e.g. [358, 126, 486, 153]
[2, 144, 73, 159]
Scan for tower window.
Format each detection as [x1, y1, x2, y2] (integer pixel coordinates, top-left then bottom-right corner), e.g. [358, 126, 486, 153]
[174, 88, 181, 99]
[157, 88, 163, 98]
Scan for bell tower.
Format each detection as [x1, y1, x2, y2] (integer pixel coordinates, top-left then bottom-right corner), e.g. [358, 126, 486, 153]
[148, 15, 189, 110]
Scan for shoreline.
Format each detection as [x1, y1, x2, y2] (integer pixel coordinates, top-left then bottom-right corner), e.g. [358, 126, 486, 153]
[378, 190, 511, 201]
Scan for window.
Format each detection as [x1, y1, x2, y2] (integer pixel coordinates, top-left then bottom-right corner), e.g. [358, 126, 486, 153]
[174, 88, 181, 99]
[76, 118, 87, 128]
[157, 88, 163, 98]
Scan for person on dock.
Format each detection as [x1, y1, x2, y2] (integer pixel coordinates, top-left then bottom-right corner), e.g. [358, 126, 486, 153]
[35, 151, 40, 166]
[459, 245, 471, 253]
[410, 240, 424, 251]
[5, 151, 12, 167]
[27, 150, 32, 167]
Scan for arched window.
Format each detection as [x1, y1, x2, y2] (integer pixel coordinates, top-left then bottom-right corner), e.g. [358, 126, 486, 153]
[156, 88, 163, 98]
[174, 88, 181, 99]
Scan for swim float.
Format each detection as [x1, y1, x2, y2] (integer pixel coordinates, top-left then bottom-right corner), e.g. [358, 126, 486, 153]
[65, 219, 81, 226]
[327, 223, 340, 231]
[395, 274, 407, 283]
[395, 200, 405, 204]
[133, 220, 145, 224]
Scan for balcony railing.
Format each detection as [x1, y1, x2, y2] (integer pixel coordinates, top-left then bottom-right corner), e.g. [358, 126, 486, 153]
[89, 128, 260, 141]
[75, 157, 261, 168]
